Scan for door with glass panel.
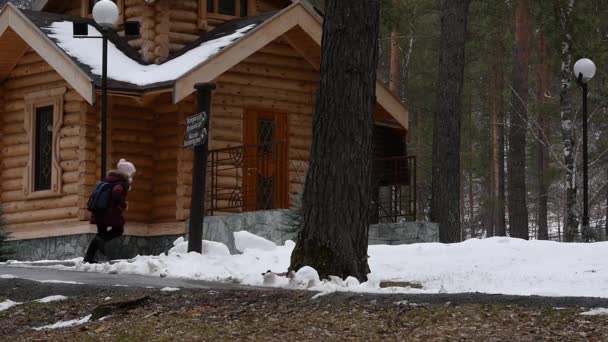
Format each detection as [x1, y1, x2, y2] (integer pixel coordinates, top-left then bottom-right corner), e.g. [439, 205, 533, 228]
[243, 110, 288, 211]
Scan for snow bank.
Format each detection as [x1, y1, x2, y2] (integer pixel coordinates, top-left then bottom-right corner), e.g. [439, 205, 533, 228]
[46, 22, 256, 86]
[0, 299, 20, 312]
[33, 315, 92, 330]
[168, 237, 230, 256]
[581, 308, 608, 316]
[35, 295, 68, 303]
[234, 231, 277, 252]
[50, 235, 608, 298]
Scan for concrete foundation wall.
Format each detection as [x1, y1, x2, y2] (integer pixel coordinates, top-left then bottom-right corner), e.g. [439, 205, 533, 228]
[6, 210, 438, 261]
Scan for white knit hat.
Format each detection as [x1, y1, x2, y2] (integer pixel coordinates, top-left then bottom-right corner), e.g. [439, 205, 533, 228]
[117, 158, 136, 182]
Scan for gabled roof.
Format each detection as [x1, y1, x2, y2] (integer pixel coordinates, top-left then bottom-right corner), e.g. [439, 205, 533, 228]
[0, 3, 94, 103]
[0, 1, 408, 129]
[23, 7, 274, 92]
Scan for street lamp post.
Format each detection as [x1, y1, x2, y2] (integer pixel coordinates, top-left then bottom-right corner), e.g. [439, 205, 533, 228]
[74, 0, 138, 180]
[92, 0, 118, 179]
[574, 58, 597, 241]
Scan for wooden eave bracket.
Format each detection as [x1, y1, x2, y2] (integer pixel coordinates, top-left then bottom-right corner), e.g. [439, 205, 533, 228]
[0, 4, 95, 105]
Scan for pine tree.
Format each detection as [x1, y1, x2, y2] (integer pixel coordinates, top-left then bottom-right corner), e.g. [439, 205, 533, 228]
[430, 0, 470, 243]
[289, 0, 381, 281]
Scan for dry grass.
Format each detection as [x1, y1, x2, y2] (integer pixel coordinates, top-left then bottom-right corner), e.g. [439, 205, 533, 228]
[2, 288, 608, 341]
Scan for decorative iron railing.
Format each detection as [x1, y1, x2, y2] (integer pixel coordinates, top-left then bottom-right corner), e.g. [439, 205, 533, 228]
[205, 141, 293, 215]
[205, 143, 416, 222]
[370, 156, 417, 223]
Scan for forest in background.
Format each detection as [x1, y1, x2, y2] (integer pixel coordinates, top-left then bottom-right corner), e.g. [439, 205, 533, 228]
[311, 0, 608, 241]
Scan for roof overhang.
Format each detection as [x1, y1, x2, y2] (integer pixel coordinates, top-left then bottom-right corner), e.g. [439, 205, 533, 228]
[0, 3, 95, 104]
[173, 0, 409, 130]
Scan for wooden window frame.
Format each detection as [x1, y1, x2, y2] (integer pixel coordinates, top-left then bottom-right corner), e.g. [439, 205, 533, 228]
[23, 87, 66, 199]
[81, 0, 125, 25]
[199, 0, 256, 29]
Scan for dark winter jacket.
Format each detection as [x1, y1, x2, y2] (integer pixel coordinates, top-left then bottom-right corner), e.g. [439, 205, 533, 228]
[90, 170, 130, 226]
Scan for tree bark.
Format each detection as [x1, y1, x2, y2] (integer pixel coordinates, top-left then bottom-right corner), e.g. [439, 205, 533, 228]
[389, 0, 400, 96]
[507, 0, 531, 240]
[489, 59, 500, 238]
[468, 93, 474, 238]
[494, 43, 507, 237]
[289, 0, 381, 281]
[557, 0, 579, 242]
[536, 31, 550, 240]
[430, 0, 470, 243]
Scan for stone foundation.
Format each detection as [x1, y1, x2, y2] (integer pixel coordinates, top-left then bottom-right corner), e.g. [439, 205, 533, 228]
[202, 210, 438, 253]
[7, 210, 438, 261]
[6, 233, 182, 262]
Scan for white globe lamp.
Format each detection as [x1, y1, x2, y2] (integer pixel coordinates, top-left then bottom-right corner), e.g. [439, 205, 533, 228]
[573, 58, 597, 83]
[92, 0, 119, 27]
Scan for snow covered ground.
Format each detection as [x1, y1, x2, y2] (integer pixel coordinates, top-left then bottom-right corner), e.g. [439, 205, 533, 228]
[6, 233, 608, 298]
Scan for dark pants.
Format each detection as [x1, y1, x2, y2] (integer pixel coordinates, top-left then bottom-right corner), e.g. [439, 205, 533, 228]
[84, 224, 124, 261]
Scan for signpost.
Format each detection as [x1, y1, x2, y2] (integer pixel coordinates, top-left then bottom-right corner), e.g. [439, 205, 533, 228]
[184, 112, 208, 149]
[187, 83, 216, 253]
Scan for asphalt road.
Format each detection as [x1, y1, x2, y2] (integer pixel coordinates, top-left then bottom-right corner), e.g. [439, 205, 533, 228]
[3, 264, 608, 309]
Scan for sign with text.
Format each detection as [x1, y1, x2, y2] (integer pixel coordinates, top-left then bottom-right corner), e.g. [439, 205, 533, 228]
[184, 112, 208, 149]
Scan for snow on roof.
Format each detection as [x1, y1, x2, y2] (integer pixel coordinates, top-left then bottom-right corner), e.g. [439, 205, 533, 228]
[45, 21, 256, 88]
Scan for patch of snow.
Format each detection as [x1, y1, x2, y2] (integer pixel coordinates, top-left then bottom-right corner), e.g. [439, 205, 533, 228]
[0, 274, 17, 279]
[234, 231, 277, 252]
[104, 297, 112, 301]
[0, 299, 20, 311]
[33, 314, 92, 330]
[45, 22, 256, 86]
[169, 238, 230, 256]
[160, 287, 180, 292]
[35, 295, 68, 303]
[48, 235, 608, 298]
[581, 308, 608, 316]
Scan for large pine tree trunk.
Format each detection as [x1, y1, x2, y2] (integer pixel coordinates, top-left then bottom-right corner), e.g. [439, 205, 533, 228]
[493, 44, 507, 237]
[430, 0, 470, 243]
[289, 0, 381, 281]
[507, 0, 531, 240]
[536, 31, 550, 240]
[389, 0, 400, 96]
[558, 0, 579, 242]
[489, 75, 498, 238]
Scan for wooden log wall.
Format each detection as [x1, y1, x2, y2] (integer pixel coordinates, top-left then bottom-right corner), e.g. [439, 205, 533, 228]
[77, 99, 99, 221]
[257, 0, 285, 13]
[63, 0, 82, 17]
[44, 0, 82, 16]
[108, 98, 154, 223]
[168, 0, 199, 53]
[176, 40, 317, 219]
[0, 49, 84, 228]
[151, 94, 181, 222]
[125, 0, 200, 62]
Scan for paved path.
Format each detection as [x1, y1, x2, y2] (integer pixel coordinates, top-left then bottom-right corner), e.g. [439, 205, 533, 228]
[0, 264, 245, 291]
[4, 265, 608, 309]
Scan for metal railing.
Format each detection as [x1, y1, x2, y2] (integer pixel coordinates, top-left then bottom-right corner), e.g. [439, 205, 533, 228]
[370, 156, 417, 223]
[206, 141, 290, 215]
[205, 143, 416, 222]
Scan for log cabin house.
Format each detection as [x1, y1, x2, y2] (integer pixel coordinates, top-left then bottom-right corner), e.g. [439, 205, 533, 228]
[0, 0, 414, 258]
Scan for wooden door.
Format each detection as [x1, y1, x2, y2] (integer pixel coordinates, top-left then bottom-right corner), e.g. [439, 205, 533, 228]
[243, 110, 288, 211]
